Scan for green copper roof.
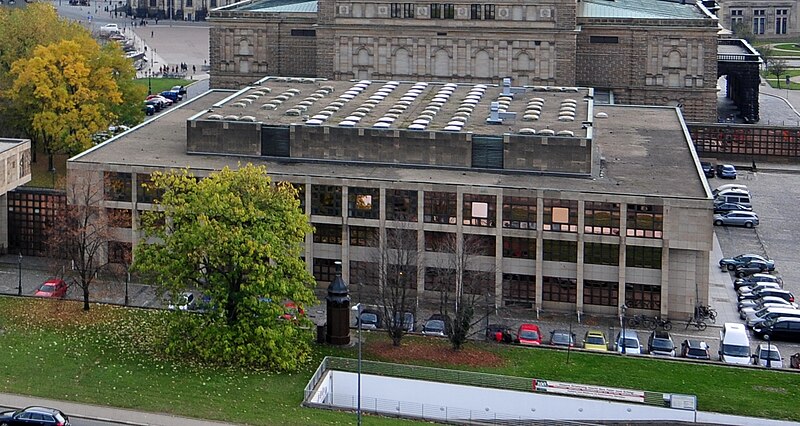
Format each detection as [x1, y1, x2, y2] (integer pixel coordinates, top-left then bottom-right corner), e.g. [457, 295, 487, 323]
[579, 0, 711, 20]
[237, 0, 317, 13]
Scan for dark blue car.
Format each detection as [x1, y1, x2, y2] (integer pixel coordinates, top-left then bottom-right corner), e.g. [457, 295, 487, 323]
[160, 90, 182, 102]
[716, 164, 737, 179]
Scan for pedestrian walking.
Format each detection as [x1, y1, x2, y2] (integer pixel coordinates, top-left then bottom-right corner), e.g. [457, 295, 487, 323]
[192, 65, 196, 74]
[151, 30, 154, 38]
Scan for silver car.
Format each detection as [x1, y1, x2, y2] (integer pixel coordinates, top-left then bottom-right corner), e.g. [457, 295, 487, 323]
[713, 211, 759, 228]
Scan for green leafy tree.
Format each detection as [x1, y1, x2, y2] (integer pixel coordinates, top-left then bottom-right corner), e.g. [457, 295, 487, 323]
[133, 164, 317, 371]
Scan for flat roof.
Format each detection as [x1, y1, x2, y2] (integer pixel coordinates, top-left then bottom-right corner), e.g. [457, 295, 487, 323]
[0, 139, 27, 153]
[70, 89, 709, 200]
[579, 0, 711, 20]
[204, 78, 590, 137]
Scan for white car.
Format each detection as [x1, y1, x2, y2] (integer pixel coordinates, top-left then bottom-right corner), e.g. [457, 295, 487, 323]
[167, 292, 196, 311]
[740, 301, 800, 320]
[99, 23, 121, 36]
[753, 343, 783, 368]
[738, 295, 798, 311]
[738, 282, 782, 296]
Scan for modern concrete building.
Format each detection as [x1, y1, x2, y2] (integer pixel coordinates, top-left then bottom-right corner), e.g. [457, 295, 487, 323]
[0, 139, 32, 253]
[67, 77, 714, 319]
[208, 0, 722, 122]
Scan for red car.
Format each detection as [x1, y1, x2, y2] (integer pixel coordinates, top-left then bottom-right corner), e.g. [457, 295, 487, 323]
[34, 279, 68, 298]
[517, 323, 542, 346]
[280, 301, 305, 321]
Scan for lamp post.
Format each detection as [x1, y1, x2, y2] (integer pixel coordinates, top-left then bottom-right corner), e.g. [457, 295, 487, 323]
[765, 334, 772, 368]
[17, 252, 23, 296]
[620, 304, 628, 355]
[350, 303, 363, 426]
[124, 271, 130, 306]
[147, 70, 152, 95]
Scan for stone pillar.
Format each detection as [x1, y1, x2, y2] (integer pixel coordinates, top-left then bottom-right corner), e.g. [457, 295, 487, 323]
[326, 274, 351, 345]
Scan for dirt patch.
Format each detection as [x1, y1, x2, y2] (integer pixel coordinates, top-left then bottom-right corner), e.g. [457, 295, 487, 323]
[3, 298, 120, 330]
[367, 338, 506, 368]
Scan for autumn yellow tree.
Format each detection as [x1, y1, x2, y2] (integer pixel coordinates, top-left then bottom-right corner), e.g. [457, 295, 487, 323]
[8, 38, 138, 161]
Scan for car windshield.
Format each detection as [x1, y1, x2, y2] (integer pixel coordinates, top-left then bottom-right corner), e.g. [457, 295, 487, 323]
[622, 338, 639, 348]
[687, 347, 707, 357]
[39, 284, 56, 292]
[722, 344, 750, 357]
[652, 339, 673, 350]
[426, 320, 444, 331]
[520, 330, 539, 340]
[760, 348, 781, 361]
[755, 308, 770, 318]
[552, 333, 571, 344]
[360, 313, 378, 323]
[586, 336, 604, 345]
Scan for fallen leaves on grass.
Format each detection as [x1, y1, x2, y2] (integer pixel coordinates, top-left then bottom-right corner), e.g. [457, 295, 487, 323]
[367, 337, 506, 368]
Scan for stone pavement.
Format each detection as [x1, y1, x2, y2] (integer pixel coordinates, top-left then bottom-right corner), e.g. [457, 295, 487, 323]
[0, 392, 237, 425]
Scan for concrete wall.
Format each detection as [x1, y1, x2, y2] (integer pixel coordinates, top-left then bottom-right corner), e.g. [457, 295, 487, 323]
[187, 120, 262, 155]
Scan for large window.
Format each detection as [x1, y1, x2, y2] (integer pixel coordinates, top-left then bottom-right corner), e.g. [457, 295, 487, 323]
[626, 204, 663, 238]
[387, 189, 418, 221]
[430, 3, 442, 18]
[311, 185, 342, 216]
[403, 3, 414, 17]
[108, 241, 132, 265]
[425, 231, 453, 252]
[424, 191, 457, 224]
[470, 4, 481, 19]
[583, 280, 618, 307]
[350, 261, 379, 288]
[543, 199, 577, 232]
[502, 273, 535, 306]
[584, 202, 620, 235]
[625, 283, 661, 310]
[313, 224, 342, 244]
[626, 245, 662, 269]
[107, 208, 132, 228]
[542, 276, 577, 303]
[313, 258, 339, 282]
[463, 270, 494, 295]
[584, 242, 619, 266]
[502, 237, 535, 259]
[465, 234, 495, 256]
[424, 267, 454, 291]
[753, 9, 766, 34]
[776, 9, 788, 34]
[542, 240, 577, 263]
[391, 2, 401, 17]
[731, 9, 743, 27]
[104, 172, 132, 202]
[502, 196, 536, 229]
[348, 187, 379, 219]
[350, 226, 378, 247]
[136, 174, 164, 204]
[463, 194, 496, 227]
[484, 4, 495, 19]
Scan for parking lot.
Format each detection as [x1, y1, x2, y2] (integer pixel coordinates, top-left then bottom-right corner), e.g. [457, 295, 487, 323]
[712, 166, 800, 360]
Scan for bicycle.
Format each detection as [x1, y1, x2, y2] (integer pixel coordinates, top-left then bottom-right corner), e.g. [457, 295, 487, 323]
[696, 305, 717, 323]
[685, 316, 708, 331]
[649, 316, 673, 331]
[627, 314, 654, 329]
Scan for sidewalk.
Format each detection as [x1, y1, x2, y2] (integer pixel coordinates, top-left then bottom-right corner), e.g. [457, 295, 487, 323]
[0, 392, 236, 426]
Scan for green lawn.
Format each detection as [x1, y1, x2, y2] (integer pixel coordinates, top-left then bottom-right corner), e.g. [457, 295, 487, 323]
[0, 297, 798, 424]
[134, 78, 193, 95]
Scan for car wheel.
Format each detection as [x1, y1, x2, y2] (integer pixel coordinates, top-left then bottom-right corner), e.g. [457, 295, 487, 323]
[744, 222, 753, 228]
[736, 271, 745, 278]
[726, 264, 736, 271]
[714, 219, 723, 226]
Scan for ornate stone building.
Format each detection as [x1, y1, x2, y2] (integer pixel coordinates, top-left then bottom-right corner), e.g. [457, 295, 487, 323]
[208, 0, 720, 121]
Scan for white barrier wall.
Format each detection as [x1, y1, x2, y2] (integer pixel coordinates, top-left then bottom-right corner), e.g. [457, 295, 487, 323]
[311, 370, 696, 423]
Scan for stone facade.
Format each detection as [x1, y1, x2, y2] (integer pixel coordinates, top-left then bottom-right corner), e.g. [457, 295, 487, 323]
[719, 0, 797, 39]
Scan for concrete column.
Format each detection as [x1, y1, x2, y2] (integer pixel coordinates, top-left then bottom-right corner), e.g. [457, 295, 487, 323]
[0, 194, 7, 254]
[618, 203, 627, 307]
[576, 200, 584, 315]
[535, 195, 544, 311]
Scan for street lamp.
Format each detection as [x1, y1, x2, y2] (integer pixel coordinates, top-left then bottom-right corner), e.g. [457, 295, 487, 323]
[350, 302, 362, 426]
[124, 271, 130, 306]
[620, 304, 628, 355]
[765, 334, 772, 368]
[17, 252, 23, 296]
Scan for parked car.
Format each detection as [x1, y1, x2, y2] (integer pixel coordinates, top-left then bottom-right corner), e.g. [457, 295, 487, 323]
[422, 319, 447, 336]
[167, 291, 196, 311]
[752, 317, 800, 341]
[737, 282, 782, 296]
[716, 164, 737, 179]
[719, 323, 752, 365]
[734, 273, 782, 290]
[144, 99, 162, 112]
[549, 329, 576, 347]
[647, 330, 676, 357]
[739, 295, 799, 311]
[99, 23, 121, 36]
[582, 330, 608, 351]
[146, 94, 172, 108]
[517, 323, 542, 346]
[280, 301, 304, 321]
[614, 329, 642, 355]
[391, 311, 415, 332]
[680, 339, 710, 360]
[0, 406, 70, 426]
[713, 202, 752, 214]
[738, 288, 795, 304]
[712, 183, 748, 196]
[357, 309, 382, 330]
[740, 300, 800, 320]
[753, 343, 783, 368]
[143, 102, 155, 116]
[700, 161, 715, 178]
[160, 90, 182, 102]
[735, 264, 775, 279]
[34, 279, 68, 298]
[746, 307, 800, 328]
[713, 211, 759, 228]
[719, 254, 774, 271]
[171, 85, 187, 96]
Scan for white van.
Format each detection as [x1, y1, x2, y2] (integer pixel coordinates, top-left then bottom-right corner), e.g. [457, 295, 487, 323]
[719, 323, 751, 365]
[715, 189, 751, 207]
